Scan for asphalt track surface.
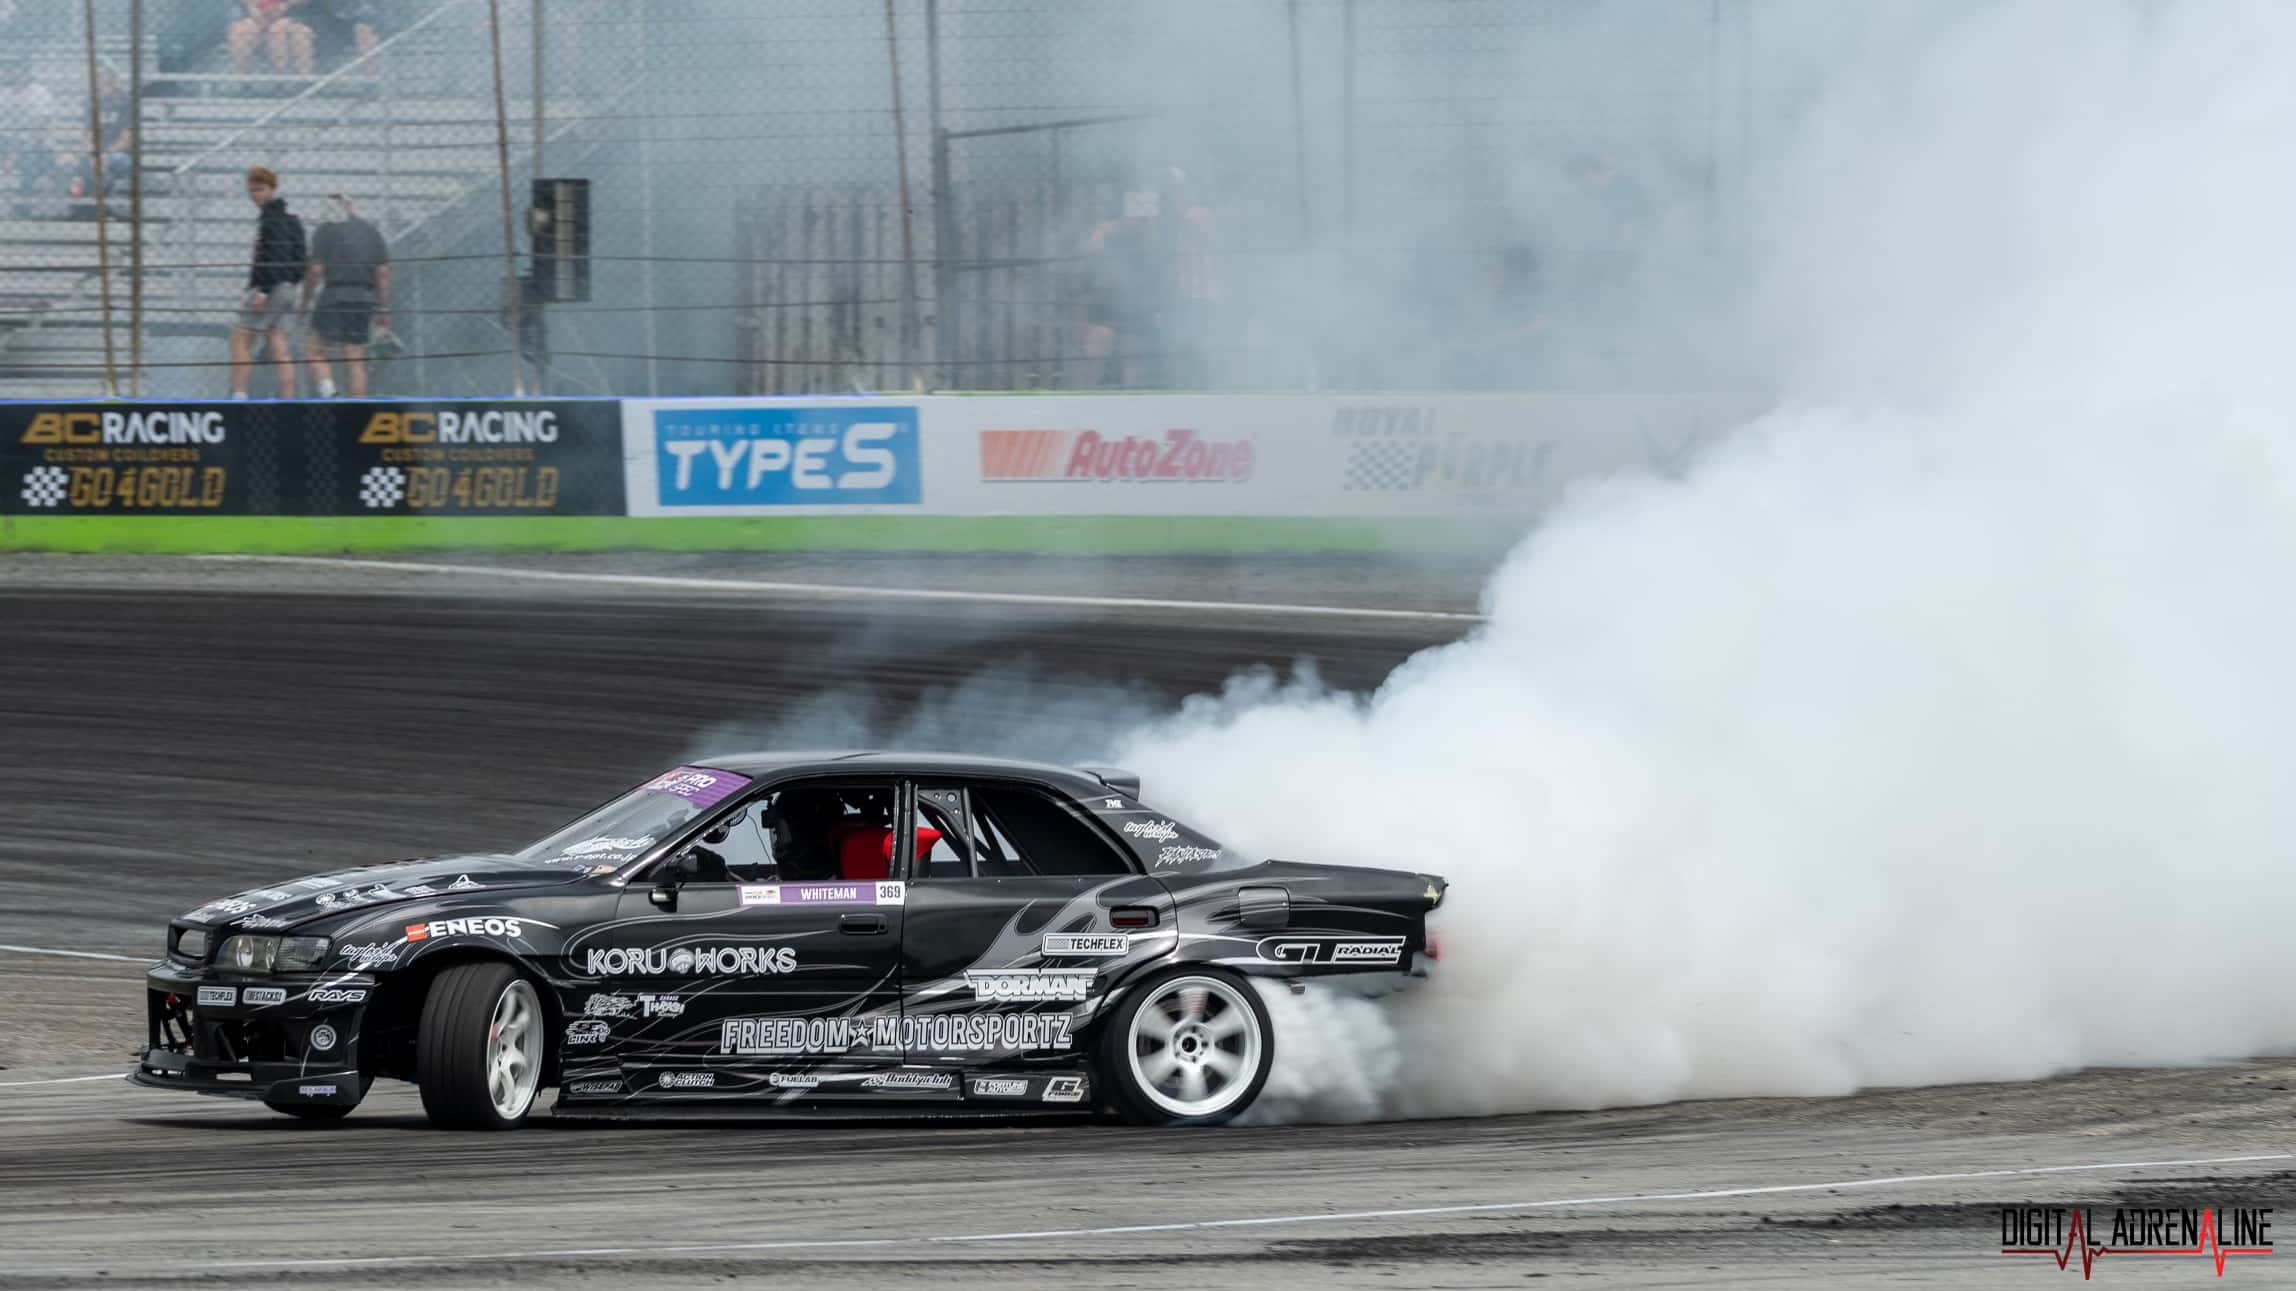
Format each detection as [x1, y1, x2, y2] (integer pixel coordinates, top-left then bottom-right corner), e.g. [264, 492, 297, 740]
[2, 555, 2292, 1289]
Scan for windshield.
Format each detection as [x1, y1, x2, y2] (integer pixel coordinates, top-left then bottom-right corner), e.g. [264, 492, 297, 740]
[515, 765, 754, 867]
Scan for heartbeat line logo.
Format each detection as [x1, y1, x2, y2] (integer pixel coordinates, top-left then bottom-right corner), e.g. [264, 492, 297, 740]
[2002, 1206, 2275, 1278]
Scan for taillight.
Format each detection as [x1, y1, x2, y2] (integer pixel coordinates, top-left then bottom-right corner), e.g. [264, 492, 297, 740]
[1424, 932, 1442, 961]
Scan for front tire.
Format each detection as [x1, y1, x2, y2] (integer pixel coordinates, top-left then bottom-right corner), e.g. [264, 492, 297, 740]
[1097, 969, 1273, 1126]
[417, 962, 546, 1130]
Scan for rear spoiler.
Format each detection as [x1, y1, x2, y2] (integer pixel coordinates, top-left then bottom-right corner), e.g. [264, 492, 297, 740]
[1077, 764, 1141, 798]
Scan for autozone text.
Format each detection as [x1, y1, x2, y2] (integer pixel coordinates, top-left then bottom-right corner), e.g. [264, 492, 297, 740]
[964, 969, 1095, 1002]
[1255, 937, 1405, 965]
[980, 428, 1254, 483]
[584, 945, 797, 976]
[405, 917, 526, 942]
[358, 409, 559, 445]
[720, 1014, 1074, 1055]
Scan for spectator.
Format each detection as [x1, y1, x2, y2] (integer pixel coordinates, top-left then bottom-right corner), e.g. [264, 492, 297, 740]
[1075, 202, 1162, 388]
[300, 194, 390, 397]
[230, 166, 306, 399]
[1449, 242, 1547, 388]
[0, 60, 64, 216]
[314, 0, 396, 64]
[61, 65, 134, 212]
[231, 0, 316, 79]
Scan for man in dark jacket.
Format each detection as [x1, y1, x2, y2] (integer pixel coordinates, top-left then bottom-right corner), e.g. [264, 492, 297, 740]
[299, 194, 391, 397]
[230, 166, 304, 399]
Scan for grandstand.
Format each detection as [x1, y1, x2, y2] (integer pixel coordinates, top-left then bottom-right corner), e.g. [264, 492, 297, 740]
[0, 0, 604, 400]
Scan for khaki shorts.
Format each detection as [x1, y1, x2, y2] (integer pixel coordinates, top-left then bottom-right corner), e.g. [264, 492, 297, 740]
[235, 288, 298, 335]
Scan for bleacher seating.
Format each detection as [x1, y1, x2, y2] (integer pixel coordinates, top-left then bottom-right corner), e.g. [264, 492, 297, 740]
[0, 1, 587, 398]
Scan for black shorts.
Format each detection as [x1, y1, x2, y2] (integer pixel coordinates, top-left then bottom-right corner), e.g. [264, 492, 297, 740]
[312, 297, 375, 346]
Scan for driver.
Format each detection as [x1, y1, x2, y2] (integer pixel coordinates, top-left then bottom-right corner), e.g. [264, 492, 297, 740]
[762, 790, 844, 881]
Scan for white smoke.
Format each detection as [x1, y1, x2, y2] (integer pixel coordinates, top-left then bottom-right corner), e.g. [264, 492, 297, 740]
[1113, 0, 2296, 1118]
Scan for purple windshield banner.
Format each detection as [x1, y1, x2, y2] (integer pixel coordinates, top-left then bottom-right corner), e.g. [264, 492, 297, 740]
[639, 766, 750, 809]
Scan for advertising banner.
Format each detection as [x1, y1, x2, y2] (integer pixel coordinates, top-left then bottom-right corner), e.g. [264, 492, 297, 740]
[921, 392, 1754, 518]
[0, 404, 280, 514]
[339, 401, 623, 515]
[621, 400, 925, 516]
[1, 400, 624, 517]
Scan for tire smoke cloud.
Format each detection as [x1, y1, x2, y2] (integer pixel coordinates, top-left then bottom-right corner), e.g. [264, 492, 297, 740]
[1113, 0, 2296, 1118]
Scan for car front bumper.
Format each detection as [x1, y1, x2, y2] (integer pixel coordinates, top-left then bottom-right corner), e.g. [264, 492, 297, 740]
[131, 959, 372, 1106]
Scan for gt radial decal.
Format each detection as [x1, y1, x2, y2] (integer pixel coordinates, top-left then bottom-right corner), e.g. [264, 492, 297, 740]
[1254, 936, 1406, 966]
[738, 881, 904, 908]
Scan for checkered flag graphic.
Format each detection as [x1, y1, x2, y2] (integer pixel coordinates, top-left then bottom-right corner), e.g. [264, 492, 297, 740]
[1341, 440, 1423, 492]
[357, 466, 407, 510]
[19, 465, 68, 508]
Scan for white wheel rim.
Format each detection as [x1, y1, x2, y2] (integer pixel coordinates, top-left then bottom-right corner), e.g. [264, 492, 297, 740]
[1126, 975, 1262, 1118]
[486, 979, 541, 1121]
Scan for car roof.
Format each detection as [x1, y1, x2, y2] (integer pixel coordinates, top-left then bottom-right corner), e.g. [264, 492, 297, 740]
[694, 750, 1119, 796]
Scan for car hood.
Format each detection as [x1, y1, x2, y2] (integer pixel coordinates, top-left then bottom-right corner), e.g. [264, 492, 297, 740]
[177, 852, 595, 931]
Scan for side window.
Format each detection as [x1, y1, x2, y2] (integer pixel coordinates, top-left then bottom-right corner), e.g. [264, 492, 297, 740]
[969, 785, 1134, 877]
[688, 798, 777, 882]
[911, 786, 972, 879]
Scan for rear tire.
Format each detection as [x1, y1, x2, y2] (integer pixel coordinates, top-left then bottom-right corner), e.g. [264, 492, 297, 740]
[263, 1100, 354, 1121]
[1096, 969, 1273, 1126]
[417, 962, 546, 1130]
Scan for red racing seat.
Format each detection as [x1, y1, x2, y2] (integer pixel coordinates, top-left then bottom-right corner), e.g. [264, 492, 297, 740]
[837, 826, 893, 882]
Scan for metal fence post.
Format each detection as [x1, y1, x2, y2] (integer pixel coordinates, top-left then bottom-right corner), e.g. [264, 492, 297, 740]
[129, 0, 146, 396]
[486, 0, 526, 396]
[927, 0, 954, 390]
[81, 0, 119, 398]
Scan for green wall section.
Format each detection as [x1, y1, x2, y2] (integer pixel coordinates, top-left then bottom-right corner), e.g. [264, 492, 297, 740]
[0, 515, 1528, 556]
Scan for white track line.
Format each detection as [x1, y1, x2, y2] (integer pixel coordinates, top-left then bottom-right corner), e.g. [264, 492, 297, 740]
[190, 1151, 2292, 1273]
[0, 944, 144, 963]
[0, 1073, 127, 1087]
[196, 555, 1489, 623]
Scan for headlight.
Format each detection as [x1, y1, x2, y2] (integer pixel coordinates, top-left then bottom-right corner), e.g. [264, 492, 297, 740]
[275, 936, 330, 972]
[219, 935, 275, 972]
[214, 935, 331, 973]
[173, 927, 211, 960]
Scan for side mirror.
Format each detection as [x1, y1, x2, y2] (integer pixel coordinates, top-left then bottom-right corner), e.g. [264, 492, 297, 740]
[647, 851, 699, 910]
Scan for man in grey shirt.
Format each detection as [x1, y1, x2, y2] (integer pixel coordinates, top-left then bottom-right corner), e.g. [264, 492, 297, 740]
[300, 194, 392, 398]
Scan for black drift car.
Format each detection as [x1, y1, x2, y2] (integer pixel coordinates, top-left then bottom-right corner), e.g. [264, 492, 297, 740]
[136, 752, 1444, 1129]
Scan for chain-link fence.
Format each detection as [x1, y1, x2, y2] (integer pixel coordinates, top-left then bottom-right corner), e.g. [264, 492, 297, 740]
[2, 0, 1860, 401]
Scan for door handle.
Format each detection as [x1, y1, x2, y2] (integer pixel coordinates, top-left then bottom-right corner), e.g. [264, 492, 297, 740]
[840, 914, 888, 935]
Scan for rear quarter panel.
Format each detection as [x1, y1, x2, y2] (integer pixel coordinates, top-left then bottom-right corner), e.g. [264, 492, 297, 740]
[1161, 861, 1438, 981]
